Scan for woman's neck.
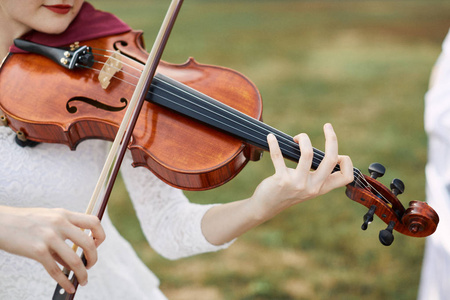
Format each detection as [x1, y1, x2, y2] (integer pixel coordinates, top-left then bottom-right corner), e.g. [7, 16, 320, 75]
[0, 13, 30, 61]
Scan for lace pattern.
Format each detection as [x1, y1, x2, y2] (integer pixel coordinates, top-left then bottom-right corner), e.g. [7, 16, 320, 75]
[0, 126, 233, 299]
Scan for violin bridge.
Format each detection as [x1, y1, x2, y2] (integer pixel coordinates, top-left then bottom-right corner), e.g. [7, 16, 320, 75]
[99, 51, 123, 89]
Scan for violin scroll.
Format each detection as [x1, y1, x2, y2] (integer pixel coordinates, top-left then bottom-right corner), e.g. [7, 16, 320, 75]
[346, 163, 439, 246]
[402, 201, 439, 236]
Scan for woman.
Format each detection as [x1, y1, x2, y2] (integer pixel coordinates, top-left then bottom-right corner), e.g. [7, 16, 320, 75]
[0, 1, 354, 299]
[418, 29, 450, 300]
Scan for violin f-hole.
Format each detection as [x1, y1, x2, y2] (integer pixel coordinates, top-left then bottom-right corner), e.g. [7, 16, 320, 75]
[66, 97, 128, 114]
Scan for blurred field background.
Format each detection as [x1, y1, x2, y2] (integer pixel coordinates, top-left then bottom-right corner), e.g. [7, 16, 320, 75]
[89, 0, 450, 299]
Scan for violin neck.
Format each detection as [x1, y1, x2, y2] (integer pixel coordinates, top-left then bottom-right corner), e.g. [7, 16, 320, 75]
[147, 73, 338, 172]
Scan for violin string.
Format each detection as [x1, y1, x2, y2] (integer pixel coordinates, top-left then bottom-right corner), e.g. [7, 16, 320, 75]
[89, 52, 383, 200]
[83, 50, 390, 204]
[150, 77, 314, 160]
[92, 48, 310, 159]
[147, 77, 382, 199]
[147, 82, 385, 201]
[94, 59, 141, 81]
[145, 75, 380, 195]
[76, 63, 139, 88]
[90, 50, 327, 163]
[89, 53, 142, 81]
[86, 52, 380, 198]
[90, 48, 144, 74]
[82, 53, 302, 155]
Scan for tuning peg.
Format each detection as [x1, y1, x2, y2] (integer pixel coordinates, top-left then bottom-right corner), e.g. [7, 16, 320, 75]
[390, 178, 405, 196]
[379, 221, 395, 246]
[368, 163, 385, 179]
[361, 205, 377, 230]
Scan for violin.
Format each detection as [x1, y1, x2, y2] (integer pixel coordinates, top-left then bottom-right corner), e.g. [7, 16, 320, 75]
[0, 28, 439, 235]
[1, 29, 439, 241]
[0, 13, 439, 300]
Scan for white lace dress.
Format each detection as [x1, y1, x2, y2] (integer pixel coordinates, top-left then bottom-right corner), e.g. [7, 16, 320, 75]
[0, 126, 232, 299]
[418, 29, 450, 300]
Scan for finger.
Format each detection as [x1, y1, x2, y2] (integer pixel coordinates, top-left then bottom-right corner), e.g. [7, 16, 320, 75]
[51, 252, 71, 270]
[40, 252, 76, 294]
[267, 134, 287, 174]
[314, 123, 339, 178]
[64, 212, 105, 269]
[320, 155, 354, 193]
[338, 155, 354, 182]
[62, 226, 98, 270]
[66, 212, 105, 247]
[334, 155, 354, 185]
[323, 123, 338, 159]
[295, 133, 314, 174]
[50, 238, 89, 286]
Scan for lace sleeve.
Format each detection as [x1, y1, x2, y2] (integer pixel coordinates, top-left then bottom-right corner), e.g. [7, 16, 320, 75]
[119, 152, 234, 260]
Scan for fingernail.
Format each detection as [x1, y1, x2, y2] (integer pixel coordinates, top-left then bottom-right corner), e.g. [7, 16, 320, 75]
[325, 123, 334, 130]
[81, 280, 88, 286]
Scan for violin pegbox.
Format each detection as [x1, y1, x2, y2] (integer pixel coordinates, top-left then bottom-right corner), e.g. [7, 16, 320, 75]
[345, 163, 439, 246]
[13, 39, 94, 70]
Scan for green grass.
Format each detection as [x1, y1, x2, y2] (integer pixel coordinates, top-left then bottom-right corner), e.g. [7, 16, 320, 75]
[89, 0, 450, 299]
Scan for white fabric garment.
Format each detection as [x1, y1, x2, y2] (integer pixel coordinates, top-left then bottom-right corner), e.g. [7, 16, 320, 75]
[0, 125, 232, 299]
[418, 29, 450, 300]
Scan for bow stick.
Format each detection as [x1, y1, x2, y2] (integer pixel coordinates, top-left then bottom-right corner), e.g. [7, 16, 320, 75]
[52, 0, 184, 299]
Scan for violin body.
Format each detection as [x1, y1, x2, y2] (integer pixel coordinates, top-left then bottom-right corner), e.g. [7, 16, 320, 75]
[0, 30, 263, 190]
